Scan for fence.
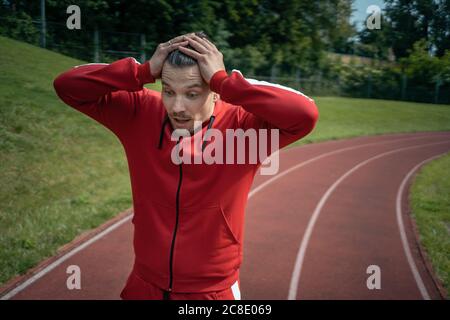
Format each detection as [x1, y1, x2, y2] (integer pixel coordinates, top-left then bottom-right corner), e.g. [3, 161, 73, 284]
[247, 74, 450, 105]
[1, 15, 449, 104]
[0, 15, 153, 63]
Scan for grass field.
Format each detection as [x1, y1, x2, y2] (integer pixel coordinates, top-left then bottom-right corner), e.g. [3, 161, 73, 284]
[410, 154, 450, 295]
[1, 36, 449, 293]
[295, 96, 450, 146]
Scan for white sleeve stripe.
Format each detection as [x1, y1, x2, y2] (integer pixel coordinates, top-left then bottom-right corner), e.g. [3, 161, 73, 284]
[74, 62, 109, 68]
[74, 57, 140, 69]
[131, 57, 141, 65]
[231, 69, 314, 102]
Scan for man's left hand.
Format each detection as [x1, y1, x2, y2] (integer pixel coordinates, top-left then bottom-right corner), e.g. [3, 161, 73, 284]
[178, 34, 226, 84]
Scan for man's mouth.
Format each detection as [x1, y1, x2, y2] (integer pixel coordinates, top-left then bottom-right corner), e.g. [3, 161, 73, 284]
[173, 117, 191, 125]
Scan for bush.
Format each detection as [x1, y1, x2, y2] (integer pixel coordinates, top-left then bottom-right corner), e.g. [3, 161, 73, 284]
[0, 11, 39, 46]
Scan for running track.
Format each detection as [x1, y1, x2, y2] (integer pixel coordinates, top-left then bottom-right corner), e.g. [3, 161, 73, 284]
[1, 131, 449, 300]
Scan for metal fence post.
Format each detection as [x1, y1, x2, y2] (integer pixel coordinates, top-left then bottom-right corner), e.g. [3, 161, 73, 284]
[140, 34, 146, 63]
[401, 73, 407, 100]
[337, 76, 342, 96]
[94, 26, 100, 62]
[318, 72, 322, 95]
[295, 68, 301, 89]
[40, 0, 46, 48]
[434, 77, 442, 104]
[270, 65, 277, 83]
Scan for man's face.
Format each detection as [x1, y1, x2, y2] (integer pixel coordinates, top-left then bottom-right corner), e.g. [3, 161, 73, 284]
[161, 62, 214, 133]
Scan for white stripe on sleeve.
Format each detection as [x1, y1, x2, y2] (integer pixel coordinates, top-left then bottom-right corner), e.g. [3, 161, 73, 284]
[231, 69, 314, 102]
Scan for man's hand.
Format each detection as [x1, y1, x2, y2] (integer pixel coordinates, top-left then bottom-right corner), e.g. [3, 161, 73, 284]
[178, 34, 226, 84]
[148, 34, 191, 79]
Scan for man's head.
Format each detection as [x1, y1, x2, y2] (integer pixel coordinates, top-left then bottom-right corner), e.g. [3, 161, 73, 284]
[161, 31, 217, 133]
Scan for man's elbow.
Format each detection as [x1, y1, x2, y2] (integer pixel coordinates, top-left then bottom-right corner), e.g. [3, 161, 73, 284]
[306, 100, 319, 130]
[53, 72, 67, 97]
[292, 99, 319, 137]
[53, 72, 78, 107]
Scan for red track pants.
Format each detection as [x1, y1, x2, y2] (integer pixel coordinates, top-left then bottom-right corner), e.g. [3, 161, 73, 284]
[120, 271, 241, 300]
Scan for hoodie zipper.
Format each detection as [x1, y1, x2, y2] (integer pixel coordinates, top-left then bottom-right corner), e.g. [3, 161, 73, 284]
[165, 139, 183, 299]
[161, 117, 215, 300]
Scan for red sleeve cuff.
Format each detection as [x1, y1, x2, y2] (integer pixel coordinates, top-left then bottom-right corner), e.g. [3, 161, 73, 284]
[209, 70, 228, 93]
[137, 61, 155, 85]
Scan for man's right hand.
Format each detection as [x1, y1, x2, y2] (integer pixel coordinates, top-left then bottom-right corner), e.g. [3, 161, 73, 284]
[149, 33, 193, 79]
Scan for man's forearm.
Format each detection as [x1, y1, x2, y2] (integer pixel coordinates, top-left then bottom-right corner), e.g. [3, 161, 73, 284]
[210, 69, 319, 137]
[53, 57, 154, 108]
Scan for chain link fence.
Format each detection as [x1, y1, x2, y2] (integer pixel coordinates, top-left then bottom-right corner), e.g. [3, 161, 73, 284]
[1, 15, 448, 104]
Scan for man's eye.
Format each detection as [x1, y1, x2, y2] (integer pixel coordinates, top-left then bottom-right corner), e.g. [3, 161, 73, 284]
[164, 90, 174, 96]
[187, 93, 198, 98]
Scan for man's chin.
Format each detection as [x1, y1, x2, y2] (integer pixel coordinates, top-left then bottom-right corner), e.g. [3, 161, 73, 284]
[175, 123, 192, 130]
[170, 120, 193, 133]
[170, 119, 206, 135]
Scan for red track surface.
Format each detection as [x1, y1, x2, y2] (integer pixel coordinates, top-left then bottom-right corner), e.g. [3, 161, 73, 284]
[1, 131, 449, 300]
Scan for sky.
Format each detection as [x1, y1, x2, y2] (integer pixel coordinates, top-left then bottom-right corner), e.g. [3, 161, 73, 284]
[351, 0, 386, 31]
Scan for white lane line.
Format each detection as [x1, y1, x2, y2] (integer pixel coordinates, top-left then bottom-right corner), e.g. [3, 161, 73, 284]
[396, 153, 448, 300]
[250, 133, 450, 199]
[287, 140, 450, 300]
[0, 215, 132, 300]
[2, 133, 448, 299]
[276, 132, 449, 158]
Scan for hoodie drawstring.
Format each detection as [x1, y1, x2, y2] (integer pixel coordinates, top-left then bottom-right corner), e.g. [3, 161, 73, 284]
[157, 115, 170, 149]
[201, 115, 216, 152]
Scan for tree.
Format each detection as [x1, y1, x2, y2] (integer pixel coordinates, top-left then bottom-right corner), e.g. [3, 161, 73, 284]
[359, 0, 450, 60]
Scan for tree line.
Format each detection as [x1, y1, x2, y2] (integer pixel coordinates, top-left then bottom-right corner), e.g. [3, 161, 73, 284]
[1, 0, 449, 103]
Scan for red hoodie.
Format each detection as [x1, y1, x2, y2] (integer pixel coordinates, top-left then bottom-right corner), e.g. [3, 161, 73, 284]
[53, 57, 319, 295]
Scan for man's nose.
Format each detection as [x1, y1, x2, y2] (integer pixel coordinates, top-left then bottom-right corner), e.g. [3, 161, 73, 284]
[172, 96, 186, 113]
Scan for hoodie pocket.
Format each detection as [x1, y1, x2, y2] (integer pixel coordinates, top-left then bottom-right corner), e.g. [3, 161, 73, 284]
[173, 203, 241, 280]
[120, 272, 153, 300]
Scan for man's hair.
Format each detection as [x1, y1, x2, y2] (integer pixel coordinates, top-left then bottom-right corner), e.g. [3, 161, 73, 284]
[166, 31, 211, 67]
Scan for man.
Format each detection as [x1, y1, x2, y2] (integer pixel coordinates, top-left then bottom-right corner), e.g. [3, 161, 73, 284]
[53, 31, 319, 300]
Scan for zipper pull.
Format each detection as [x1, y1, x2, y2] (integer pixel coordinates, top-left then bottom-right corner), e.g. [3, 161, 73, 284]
[163, 288, 172, 300]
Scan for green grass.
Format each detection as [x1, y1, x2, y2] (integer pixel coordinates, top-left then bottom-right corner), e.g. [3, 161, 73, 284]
[410, 154, 450, 296]
[0, 36, 161, 285]
[293, 96, 450, 146]
[0, 36, 449, 289]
